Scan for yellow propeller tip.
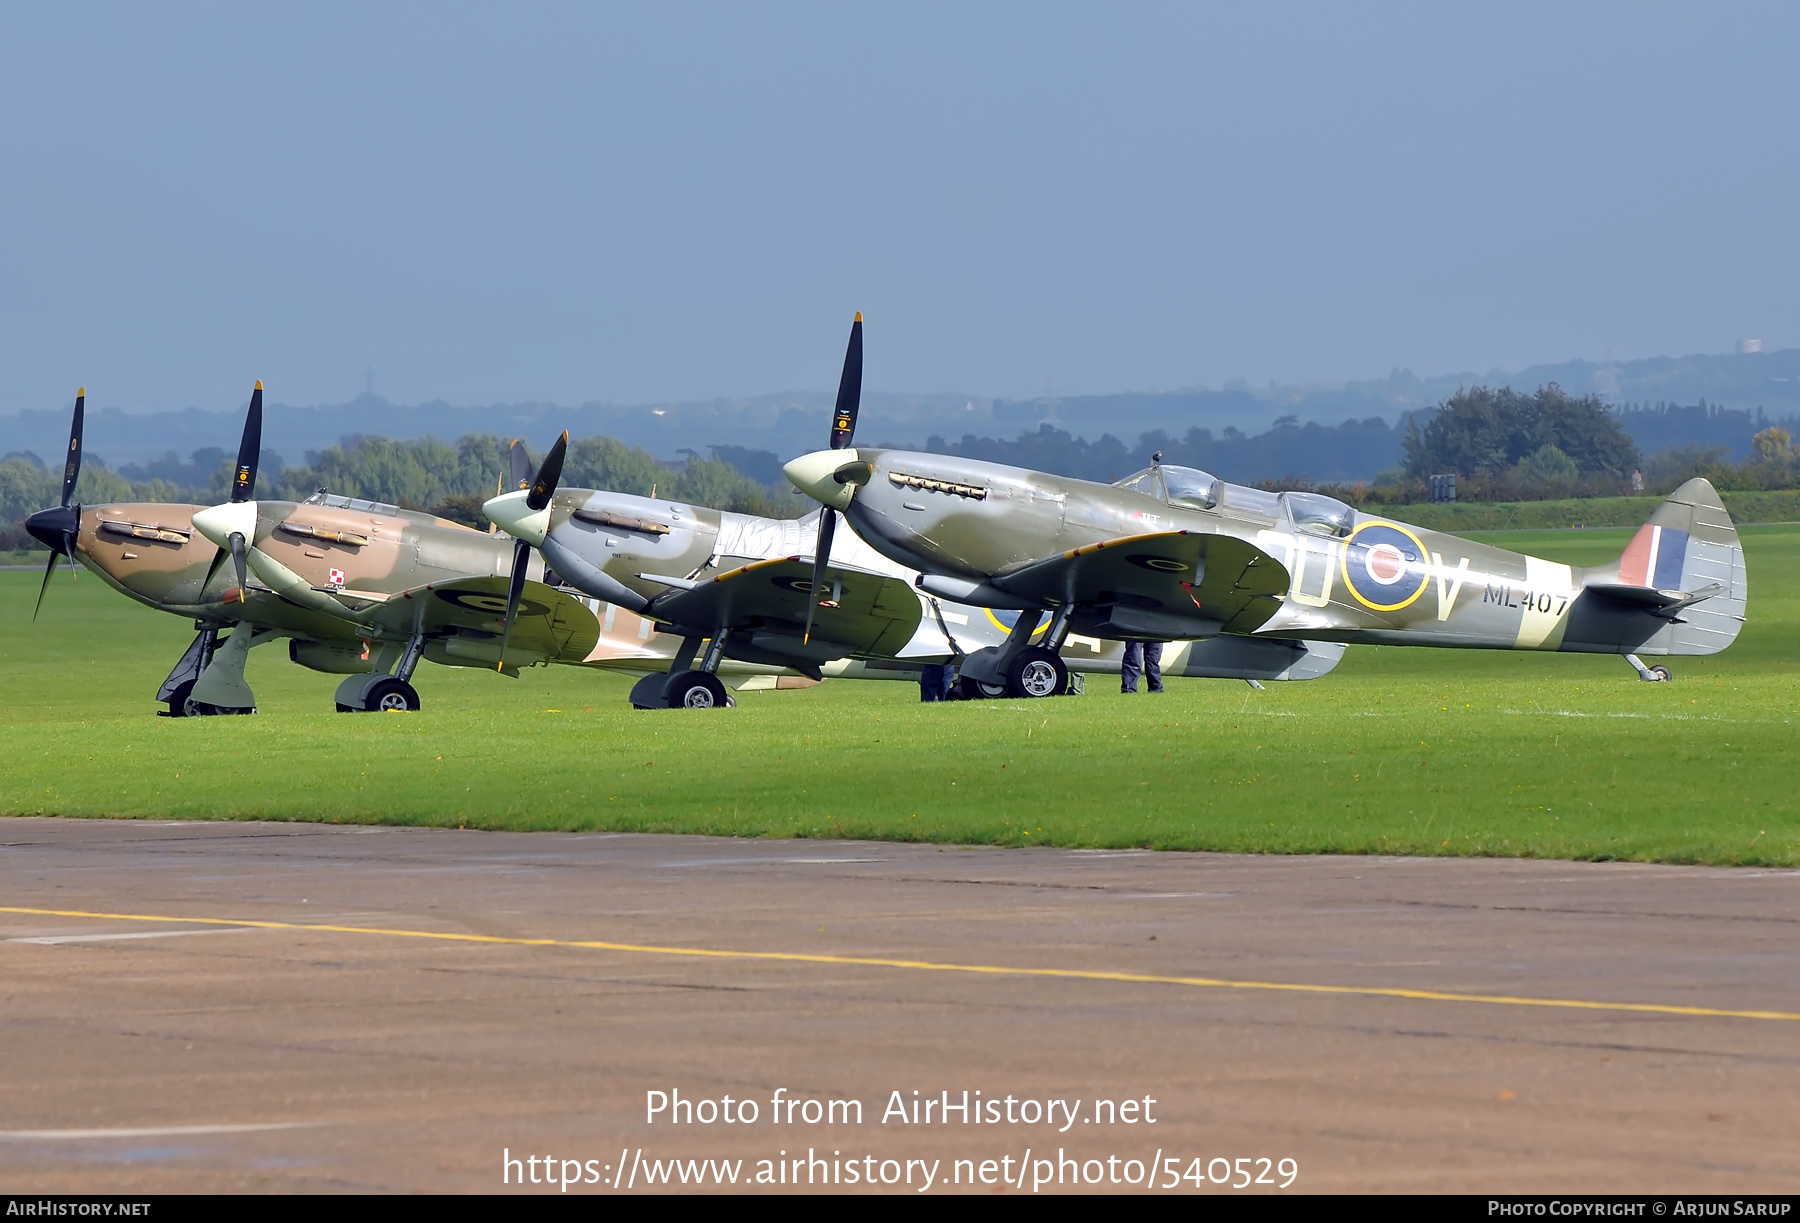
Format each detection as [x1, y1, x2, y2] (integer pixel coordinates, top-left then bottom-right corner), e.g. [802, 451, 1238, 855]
[854, 312, 863, 322]
[77, 386, 86, 397]
[254, 379, 264, 390]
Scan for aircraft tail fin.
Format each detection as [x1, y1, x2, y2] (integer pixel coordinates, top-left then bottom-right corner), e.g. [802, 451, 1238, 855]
[1571, 478, 1746, 656]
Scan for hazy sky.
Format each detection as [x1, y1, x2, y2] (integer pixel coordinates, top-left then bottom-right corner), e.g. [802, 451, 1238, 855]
[2, 3, 1795, 413]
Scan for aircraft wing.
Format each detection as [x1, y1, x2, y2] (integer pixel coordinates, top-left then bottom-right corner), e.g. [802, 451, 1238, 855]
[993, 529, 1291, 634]
[361, 576, 600, 664]
[647, 556, 923, 658]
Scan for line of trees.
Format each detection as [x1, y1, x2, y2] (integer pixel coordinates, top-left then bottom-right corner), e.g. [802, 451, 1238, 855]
[8, 388, 1800, 551]
[0, 433, 809, 551]
[925, 385, 1800, 506]
[918, 415, 1401, 485]
[1377, 384, 1799, 504]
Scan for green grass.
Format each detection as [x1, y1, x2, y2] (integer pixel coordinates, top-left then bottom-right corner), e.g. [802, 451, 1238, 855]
[1377, 489, 1800, 532]
[2, 524, 1796, 865]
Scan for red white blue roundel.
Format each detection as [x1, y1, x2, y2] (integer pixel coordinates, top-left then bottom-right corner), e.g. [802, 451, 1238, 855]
[1339, 520, 1430, 612]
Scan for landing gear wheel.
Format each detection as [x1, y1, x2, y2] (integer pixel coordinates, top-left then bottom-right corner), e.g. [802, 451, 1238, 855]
[1005, 646, 1068, 698]
[1649, 664, 1671, 683]
[956, 676, 1007, 701]
[363, 677, 420, 712]
[667, 672, 729, 708]
[166, 680, 199, 718]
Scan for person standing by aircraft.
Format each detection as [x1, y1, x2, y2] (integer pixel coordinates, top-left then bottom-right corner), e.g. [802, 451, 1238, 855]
[1121, 451, 1166, 694]
[1120, 642, 1164, 694]
[918, 662, 955, 701]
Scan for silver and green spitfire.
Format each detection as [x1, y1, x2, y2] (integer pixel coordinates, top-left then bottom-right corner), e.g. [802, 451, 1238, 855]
[782, 318, 1746, 697]
[483, 319, 1346, 709]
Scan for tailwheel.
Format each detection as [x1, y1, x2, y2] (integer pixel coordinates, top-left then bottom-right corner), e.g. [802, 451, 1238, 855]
[363, 677, 421, 712]
[1005, 646, 1068, 698]
[667, 671, 729, 709]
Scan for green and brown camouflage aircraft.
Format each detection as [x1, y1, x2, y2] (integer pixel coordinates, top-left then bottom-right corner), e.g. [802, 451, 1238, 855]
[26, 385, 599, 715]
[782, 317, 1748, 698]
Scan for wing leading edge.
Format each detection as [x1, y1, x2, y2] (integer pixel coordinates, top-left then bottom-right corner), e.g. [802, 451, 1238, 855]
[993, 530, 1291, 639]
[646, 556, 924, 662]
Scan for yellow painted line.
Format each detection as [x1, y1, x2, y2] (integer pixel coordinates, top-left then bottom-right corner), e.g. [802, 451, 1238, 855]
[4, 904, 1795, 1023]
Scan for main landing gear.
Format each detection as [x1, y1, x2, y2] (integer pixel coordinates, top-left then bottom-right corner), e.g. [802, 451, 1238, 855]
[335, 632, 426, 712]
[1625, 653, 1672, 683]
[158, 625, 273, 716]
[630, 634, 737, 709]
[955, 607, 1076, 699]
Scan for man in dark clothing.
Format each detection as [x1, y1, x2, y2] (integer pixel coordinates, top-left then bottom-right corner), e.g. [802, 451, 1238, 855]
[1120, 641, 1164, 693]
[919, 662, 956, 701]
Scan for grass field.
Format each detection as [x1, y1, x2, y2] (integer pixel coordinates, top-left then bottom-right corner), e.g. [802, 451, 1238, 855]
[1378, 490, 1800, 532]
[1, 524, 1795, 865]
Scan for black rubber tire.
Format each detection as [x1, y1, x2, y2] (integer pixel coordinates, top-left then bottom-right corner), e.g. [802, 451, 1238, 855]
[1005, 647, 1069, 698]
[667, 671, 729, 709]
[956, 676, 1007, 701]
[166, 680, 198, 718]
[1650, 664, 1671, 683]
[363, 677, 421, 712]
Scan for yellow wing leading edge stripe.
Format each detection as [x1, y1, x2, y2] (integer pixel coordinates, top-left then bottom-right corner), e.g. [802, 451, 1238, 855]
[2, 905, 1795, 1023]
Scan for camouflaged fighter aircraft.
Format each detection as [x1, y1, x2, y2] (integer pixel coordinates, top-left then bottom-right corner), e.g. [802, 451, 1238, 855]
[480, 320, 1338, 708]
[25, 386, 599, 716]
[781, 320, 1747, 696]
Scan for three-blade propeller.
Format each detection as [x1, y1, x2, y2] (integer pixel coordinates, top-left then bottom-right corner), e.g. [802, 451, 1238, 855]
[494, 431, 568, 671]
[25, 388, 85, 620]
[803, 313, 862, 643]
[200, 382, 265, 598]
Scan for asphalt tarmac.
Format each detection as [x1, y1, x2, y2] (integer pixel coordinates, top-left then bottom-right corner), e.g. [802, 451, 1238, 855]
[1, 817, 1795, 1194]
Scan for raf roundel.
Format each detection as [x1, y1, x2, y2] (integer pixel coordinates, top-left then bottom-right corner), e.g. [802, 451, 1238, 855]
[1339, 520, 1430, 612]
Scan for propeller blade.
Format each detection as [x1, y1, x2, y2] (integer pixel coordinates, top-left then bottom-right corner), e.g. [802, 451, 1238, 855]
[802, 507, 838, 644]
[509, 438, 534, 490]
[526, 431, 568, 512]
[60, 388, 85, 508]
[495, 537, 532, 672]
[229, 532, 248, 593]
[202, 545, 229, 592]
[32, 552, 59, 621]
[829, 313, 863, 450]
[230, 381, 264, 502]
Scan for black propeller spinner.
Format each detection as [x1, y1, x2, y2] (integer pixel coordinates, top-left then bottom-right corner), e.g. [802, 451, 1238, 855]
[803, 313, 863, 644]
[495, 431, 569, 672]
[201, 381, 265, 598]
[24, 388, 85, 620]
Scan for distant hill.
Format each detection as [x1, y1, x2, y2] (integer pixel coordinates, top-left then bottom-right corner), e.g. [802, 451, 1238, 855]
[5, 347, 1797, 474]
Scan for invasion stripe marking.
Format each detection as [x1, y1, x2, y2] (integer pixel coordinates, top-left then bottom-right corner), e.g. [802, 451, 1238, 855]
[2, 904, 1795, 1024]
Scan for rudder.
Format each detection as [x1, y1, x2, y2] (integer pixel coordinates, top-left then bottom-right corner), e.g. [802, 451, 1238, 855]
[1575, 478, 1746, 656]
